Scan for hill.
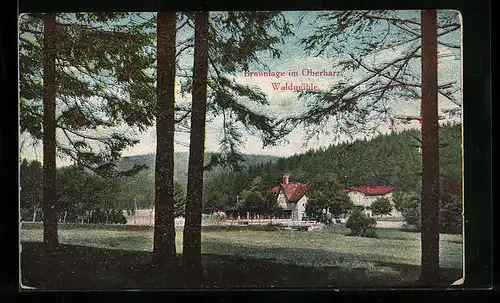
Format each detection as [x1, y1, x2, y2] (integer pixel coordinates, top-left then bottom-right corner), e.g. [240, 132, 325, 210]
[115, 122, 461, 211]
[117, 152, 279, 195]
[203, 122, 462, 210]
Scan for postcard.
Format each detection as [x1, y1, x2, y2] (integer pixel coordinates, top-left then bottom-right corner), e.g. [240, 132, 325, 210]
[19, 10, 463, 289]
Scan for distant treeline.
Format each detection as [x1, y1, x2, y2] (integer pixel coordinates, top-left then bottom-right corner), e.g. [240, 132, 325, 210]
[20, 123, 461, 219]
[203, 122, 462, 211]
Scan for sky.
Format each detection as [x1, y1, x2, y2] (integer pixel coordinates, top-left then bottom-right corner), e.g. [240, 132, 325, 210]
[19, 10, 463, 166]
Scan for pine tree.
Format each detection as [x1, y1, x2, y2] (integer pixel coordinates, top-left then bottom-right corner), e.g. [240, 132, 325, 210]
[20, 12, 158, 245]
[20, 13, 156, 177]
[42, 13, 58, 246]
[176, 12, 293, 169]
[180, 11, 293, 278]
[282, 11, 460, 283]
[286, 11, 461, 138]
[183, 11, 210, 278]
[153, 11, 177, 270]
[420, 9, 440, 283]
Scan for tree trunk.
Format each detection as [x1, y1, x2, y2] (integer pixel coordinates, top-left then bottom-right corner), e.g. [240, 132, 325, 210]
[153, 11, 177, 270]
[420, 9, 440, 284]
[183, 11, 209, 277]
[42, 13, 58, 246]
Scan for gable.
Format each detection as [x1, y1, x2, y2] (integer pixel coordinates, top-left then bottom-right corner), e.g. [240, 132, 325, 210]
[281, 183, 307, 203]
[268, 183, 308, 204]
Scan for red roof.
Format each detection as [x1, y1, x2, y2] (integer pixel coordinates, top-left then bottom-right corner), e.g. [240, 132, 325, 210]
[268, 186, 280, 194]
[267, 183, 308, 202]
[343, 186, 395, 196]
[281, 183, 308, 202]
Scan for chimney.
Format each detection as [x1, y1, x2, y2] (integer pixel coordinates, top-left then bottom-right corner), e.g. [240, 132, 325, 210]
[282, 174, 289, 184]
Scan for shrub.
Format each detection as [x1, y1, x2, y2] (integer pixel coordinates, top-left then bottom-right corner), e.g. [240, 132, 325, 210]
[439, 190, 462, 234]
[345, 209, 377, 238]
[393, 180, 462, 234]
[109, 209, 127, 224]
[371, 198, 393, 216]
[393, 191, 421, 228]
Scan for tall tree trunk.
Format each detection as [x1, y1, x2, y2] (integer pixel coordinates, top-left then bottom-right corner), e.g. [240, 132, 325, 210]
[183, 11, 209, 276]
[42, 13, 58, 246]
[420, 9, 440, 284]
[153, 11, 177, 270]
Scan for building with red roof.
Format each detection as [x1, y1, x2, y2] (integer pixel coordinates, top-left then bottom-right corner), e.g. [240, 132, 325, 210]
[268, 177, 401, 220]
[342, 186, 395, 196]
[268, 174, 308, 221]
[342, 186, 400, 217]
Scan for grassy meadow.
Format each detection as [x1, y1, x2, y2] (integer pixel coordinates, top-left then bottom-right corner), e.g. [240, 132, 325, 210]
[20, 225, 463, 289]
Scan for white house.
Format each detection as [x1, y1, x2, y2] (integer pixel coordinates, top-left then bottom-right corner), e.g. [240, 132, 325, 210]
[267, 176, 401, 221]
[268, 175, 308, 221]
[342, 186, 400, 217]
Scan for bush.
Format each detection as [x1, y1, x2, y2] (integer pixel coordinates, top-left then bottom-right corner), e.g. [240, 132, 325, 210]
[371, 198, 393, 216]
[345, 209, 377, 238]
[439, 190, 462, 234]
[393, 191, 421, 228]
[109, 209, 127, 224]
[393, 181, 462, 234]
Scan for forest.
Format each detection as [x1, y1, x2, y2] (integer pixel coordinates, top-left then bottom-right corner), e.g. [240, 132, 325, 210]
[20, 121, 462, 229]
[204, 122, 461, 212]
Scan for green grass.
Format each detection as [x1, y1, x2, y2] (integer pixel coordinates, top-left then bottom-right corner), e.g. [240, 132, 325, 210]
[20, 228, 183, 253]
[369, 216, 405, 222]
[200, 225, 462, 270]
[20, 225, 463, 288]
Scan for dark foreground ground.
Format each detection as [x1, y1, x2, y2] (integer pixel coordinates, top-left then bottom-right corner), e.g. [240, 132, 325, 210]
[20, 242, 462, 289]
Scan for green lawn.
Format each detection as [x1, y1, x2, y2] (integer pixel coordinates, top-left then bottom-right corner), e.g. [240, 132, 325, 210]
[20, 225, 463, 288]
